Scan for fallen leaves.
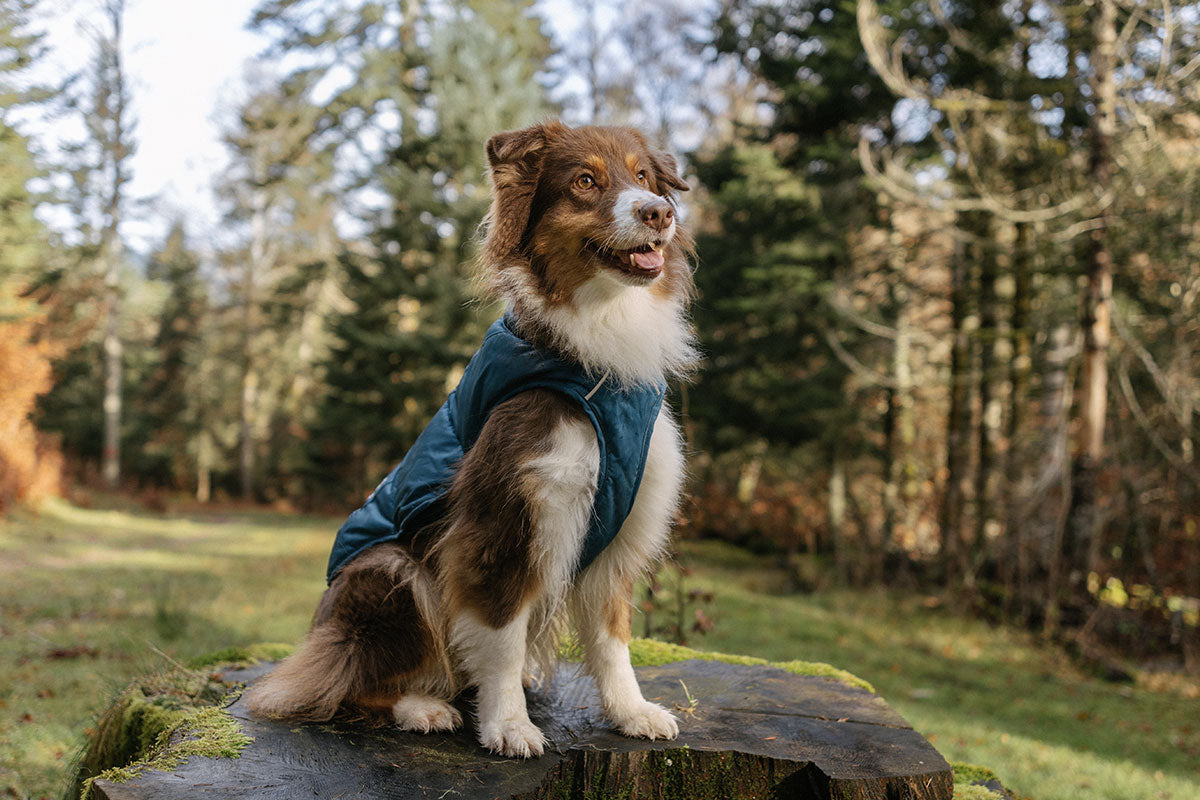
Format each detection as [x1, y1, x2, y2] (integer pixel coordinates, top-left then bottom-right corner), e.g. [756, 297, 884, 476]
[45, 645, 99, 660]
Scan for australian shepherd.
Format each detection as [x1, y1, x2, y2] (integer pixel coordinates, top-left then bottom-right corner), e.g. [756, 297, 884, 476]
[245, 121, 697, 758]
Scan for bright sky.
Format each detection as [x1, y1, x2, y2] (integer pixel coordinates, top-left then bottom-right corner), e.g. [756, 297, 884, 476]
[28, 0, 270, 251]
[26, 0, 582, 256]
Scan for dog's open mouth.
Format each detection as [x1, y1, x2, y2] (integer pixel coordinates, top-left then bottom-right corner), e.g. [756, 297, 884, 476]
[585, 241, 666, 279]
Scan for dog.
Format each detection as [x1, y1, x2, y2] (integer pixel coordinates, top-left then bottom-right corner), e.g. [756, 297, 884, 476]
[245, 121, 698, 758]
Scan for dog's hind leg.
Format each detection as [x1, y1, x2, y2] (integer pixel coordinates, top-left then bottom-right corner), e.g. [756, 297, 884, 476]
[437, 391, 598, 758]
[570, 408, 683, 740]
[246, 543, 450, 723]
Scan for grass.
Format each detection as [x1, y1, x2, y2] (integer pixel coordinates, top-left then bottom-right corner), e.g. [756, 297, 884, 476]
[0, 501, 1197, 800]
[678, 540, 1200, 800]
[0, 499, 330, 800]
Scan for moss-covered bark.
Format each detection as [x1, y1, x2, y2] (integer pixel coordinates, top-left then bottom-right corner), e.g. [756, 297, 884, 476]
[952, 762, 1014, 800]
[71, 642, 1012, 800]
[626, 638, 874, 692]
[67, 647, 283, 800]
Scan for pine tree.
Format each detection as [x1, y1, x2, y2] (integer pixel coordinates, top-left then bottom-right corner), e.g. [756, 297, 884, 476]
[696, 0, 915, 576]
[135, 223, 210, 489]
[0, 0, 48, 296]
[309, 4, 551, 499]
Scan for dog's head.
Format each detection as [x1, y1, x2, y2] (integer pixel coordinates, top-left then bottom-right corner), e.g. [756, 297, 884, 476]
[482, 122, 693, 306]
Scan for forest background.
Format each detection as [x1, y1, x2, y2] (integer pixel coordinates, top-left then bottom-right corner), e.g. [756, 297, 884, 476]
[2, 0, 1199, 682]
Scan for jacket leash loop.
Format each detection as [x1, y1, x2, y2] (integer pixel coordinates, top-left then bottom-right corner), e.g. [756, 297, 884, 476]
[584, 370, 611, 401]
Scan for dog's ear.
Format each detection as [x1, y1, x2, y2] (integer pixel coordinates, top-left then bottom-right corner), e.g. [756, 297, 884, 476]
[651, 150, 690, 194]
[484, 121, 566, 263]
[487, 124, 551, 173]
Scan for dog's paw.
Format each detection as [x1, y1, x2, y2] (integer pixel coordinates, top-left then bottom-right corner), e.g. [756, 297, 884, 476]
[392, 695, 462, 733]
[611, 701, 679, 741]
[478, 716, 547, 758]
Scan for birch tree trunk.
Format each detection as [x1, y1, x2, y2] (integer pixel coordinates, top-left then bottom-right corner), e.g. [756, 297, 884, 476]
[239, 181, 269, 500]
[99, 0, 129, 491]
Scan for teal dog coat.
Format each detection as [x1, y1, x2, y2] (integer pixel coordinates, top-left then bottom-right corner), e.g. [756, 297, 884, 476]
[326, 314, 667, 584]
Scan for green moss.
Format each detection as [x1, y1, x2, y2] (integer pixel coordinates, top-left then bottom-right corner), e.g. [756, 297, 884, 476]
[627, 638, 874, 693]
[187, 642, 295, 670]
[953, 762, 1002, 786]
[82, 706, 251, 798]
[954, 786, 1005, 800]
[72, 667, 253, 800]
[952, 762, 1008, 800]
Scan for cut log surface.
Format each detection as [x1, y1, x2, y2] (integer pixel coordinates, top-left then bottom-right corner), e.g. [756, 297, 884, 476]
[92, 659, 953, 800]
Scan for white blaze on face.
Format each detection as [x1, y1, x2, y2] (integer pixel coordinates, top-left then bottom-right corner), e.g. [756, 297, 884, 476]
[612, 187, 676, 247]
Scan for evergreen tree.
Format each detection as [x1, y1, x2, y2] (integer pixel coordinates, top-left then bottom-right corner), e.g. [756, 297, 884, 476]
[0, 0, 48, 297]
[693, 0, 914, 574]
[217, 76, 330, 498]
[133, 223, 210, 488]
[309, 4, 551, 499]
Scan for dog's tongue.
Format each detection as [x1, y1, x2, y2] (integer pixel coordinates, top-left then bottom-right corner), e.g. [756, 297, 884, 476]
[631, 249, 665, 270]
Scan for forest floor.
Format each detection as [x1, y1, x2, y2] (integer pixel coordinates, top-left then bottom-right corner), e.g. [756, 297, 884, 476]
[1, 499, 1197, 800]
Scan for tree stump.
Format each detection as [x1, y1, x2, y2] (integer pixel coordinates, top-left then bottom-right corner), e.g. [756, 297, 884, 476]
[88, 657, 953, 800]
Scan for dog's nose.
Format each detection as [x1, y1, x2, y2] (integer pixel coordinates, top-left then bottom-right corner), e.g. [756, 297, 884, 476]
[638, 199, 674, 232]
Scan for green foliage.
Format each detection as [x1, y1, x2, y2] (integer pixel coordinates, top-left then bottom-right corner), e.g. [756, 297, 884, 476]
[715, 1, 895, 146]
[0, 120, 44, 296]
[130, 223, 211, 487]
[0, 0, 47, 302]
[690, 142, 854, 451]
[35, 261, 168, 474]
[307, 3, 549, 498]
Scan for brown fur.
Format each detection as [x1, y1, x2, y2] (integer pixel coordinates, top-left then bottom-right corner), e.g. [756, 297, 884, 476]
[247, 544, 443, 721]
[434, 389, 584, 628]
[481, 123, 695, 313]
[247, 121, 692, 732]
[604, 573, 636, 643]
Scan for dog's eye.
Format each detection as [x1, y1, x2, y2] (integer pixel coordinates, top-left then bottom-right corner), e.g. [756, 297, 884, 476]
[636, 170, 647, 184]
[576, 174, 596, 190]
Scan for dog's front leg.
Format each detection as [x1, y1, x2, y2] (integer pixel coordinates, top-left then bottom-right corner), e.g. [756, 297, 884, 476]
[573, 570, 680, 741]
[570, 409, 683, 741]
[441, 394, 599, 757]
[451, 607, 544, 757]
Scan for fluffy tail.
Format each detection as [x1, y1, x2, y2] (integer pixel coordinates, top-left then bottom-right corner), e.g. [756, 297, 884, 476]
[243, 624, 363, 721]
[244, 544, 451, 721]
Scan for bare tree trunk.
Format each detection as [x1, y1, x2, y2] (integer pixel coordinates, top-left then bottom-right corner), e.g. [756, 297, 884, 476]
[1063, 0, 1117, 617]
[1038, 323, 1075, 630]
[99, 0, 129, 491]
[102, 239, 122, 490]
[239, 182, 270, 500]
[941, 229, 972, 586]
[883, 230, 915, 576]
[975, 219, 1000, 577]
[1003, 221, 1033, 617]
[196, 432, 212, 504]
[882, 380, 897, 550]
[583, 0, 604, 123]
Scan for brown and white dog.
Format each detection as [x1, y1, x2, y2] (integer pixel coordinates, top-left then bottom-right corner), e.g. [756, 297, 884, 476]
[245, 121, 697, 758]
